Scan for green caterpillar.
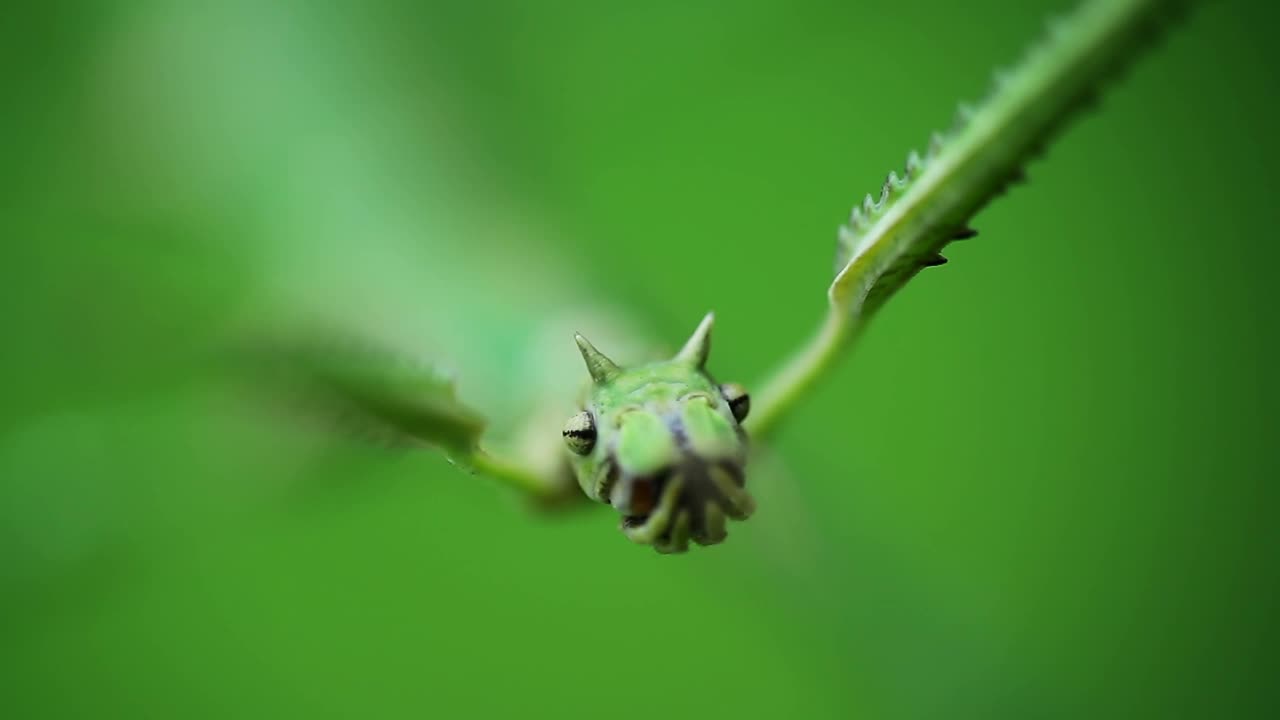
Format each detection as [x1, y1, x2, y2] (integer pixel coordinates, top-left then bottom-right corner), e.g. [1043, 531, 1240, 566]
[248, 0, 1191, 553]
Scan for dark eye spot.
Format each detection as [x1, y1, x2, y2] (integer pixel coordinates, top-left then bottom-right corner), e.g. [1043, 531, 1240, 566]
[562, 411, 596, 455]
[720, 383, 750, 422]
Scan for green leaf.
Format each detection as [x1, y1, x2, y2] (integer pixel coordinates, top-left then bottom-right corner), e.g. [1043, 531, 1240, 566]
[239, 332, 487, 459]
[829, 0, 1188, 323]
[750, 0, 1191, 438]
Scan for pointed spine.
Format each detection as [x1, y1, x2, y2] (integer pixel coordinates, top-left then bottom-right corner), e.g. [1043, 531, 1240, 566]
[673, 312, 715, 368]
[575, 333, 621, 383]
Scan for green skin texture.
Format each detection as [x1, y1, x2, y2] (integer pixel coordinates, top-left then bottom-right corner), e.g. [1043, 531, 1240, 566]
[269, 0, 1189, 553]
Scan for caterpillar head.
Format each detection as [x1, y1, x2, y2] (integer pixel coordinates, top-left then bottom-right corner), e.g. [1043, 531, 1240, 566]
[563, 313, 754, 554]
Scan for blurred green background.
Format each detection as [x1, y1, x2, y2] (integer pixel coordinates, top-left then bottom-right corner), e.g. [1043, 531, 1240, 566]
[3, 1, 1277, 718]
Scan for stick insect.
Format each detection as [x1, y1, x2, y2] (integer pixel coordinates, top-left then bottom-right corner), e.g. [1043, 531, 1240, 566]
[249, 0, 1189, 553]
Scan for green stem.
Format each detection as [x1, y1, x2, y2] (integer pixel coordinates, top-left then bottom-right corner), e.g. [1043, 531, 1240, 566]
[747, 308, 851, 440]
[748, 0, 1188, 441]
[468, 450, 561, 499]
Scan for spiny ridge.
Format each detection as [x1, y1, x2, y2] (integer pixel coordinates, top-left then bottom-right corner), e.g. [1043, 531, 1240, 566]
[832, 0, 1190, 284]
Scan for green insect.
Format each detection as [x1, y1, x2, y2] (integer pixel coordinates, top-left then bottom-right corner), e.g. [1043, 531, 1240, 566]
[563, 317, 754, 553]
[248, 0, 1189, 553]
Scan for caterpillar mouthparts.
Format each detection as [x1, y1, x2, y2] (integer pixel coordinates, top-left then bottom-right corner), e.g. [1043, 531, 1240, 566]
[611, 460, 754, 554]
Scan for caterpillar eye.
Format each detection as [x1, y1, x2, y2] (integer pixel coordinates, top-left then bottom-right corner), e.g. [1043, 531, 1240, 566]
[720, 383, 750, 422]
[562, 411, 597, 455]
